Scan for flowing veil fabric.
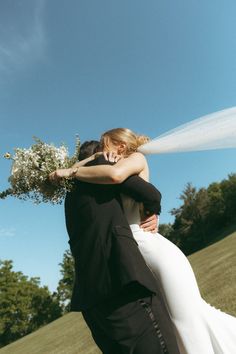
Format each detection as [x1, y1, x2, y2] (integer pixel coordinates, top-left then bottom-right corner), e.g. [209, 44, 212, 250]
[138, 107, 236, 154]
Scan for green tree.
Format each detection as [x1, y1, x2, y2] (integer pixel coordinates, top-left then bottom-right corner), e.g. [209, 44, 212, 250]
[221, 173, 236, 223]
[168, 174, 236, 255]
[170, 183, 210, 254]
[171, 183, 198, 253]
[158, 223, 173, 239]
[0, 260, 62, 348]
[206, 181, 226, 233]
[57, 250, 74, 312]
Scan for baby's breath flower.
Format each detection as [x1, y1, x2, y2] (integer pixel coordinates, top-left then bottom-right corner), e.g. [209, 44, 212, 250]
[1, 136, 80, 204]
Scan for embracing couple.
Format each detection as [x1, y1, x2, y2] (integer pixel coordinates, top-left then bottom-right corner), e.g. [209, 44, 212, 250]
[50, 128, 236, 354]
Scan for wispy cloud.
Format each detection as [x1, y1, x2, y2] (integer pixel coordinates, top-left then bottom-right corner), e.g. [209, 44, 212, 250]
[0, 0, 46, 77]
[0, 227, 16, 238]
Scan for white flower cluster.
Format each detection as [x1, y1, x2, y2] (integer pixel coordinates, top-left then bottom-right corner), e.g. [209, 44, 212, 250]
[1, 137, 80, 204]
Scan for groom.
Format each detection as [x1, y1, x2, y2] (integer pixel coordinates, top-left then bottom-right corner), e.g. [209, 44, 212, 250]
[62, 141, 179, 354]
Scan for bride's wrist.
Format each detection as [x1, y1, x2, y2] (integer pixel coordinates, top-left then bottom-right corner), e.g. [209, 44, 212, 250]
[68, 167, 79, 177]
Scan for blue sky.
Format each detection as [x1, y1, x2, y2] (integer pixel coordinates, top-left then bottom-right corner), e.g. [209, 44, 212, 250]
[0, 0, 236, 292]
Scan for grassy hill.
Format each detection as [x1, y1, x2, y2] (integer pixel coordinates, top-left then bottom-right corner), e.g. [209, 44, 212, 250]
[188, 231, 236, 316]
[1, 232, 236, 354]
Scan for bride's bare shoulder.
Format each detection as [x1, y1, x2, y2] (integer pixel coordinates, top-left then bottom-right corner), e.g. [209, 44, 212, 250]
[125, 152, 148, 176]
[128, 152, 147, 167]
[127, 152, 147, 162]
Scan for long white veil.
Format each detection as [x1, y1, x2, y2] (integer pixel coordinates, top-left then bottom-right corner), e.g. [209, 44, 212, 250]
[138, 107, 236, 154]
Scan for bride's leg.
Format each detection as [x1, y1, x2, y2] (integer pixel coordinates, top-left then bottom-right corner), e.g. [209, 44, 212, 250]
[133, 231, 215, 354]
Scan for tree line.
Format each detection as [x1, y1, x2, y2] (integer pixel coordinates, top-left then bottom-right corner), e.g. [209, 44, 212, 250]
[1, 173, 236, 347]
[159, 173, 236, 255]
[0, 260, 62, 348]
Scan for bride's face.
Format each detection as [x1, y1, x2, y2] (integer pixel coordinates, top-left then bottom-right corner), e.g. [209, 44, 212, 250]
[103, 138, 126, 157]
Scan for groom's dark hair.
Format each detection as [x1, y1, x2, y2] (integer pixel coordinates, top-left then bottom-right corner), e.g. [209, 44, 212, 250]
[78, 140, 102, 161]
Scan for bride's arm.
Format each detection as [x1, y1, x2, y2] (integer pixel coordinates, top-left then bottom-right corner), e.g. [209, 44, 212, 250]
[49, 152, 104, 181]
[70, 152, 147, 184]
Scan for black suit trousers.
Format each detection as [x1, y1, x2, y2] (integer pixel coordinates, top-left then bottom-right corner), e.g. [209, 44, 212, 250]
[82, 289, 179, 354]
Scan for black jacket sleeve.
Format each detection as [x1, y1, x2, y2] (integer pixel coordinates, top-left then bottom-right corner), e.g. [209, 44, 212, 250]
[119, 175, 162, 215]
[86, 155, 162, 215]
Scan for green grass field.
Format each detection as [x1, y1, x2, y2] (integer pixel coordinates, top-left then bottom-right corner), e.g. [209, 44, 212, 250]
[1, 232, 236, 354]
[188, 231, 236, 316]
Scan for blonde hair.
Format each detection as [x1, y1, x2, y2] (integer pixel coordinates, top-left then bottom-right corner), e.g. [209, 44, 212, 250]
[100, 128, 150, 156]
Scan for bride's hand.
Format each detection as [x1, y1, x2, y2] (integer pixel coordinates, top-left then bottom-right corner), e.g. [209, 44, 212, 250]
[103, 151, 123, 163]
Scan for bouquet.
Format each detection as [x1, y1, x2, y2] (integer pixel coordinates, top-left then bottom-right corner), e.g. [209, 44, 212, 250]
[0, 137, 80, 204]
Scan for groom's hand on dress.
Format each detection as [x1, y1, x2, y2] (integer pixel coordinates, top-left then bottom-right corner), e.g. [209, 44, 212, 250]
[140, 214, 158, 233]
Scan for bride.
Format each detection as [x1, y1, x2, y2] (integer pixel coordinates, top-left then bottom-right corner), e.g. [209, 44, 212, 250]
[51, 128, 236, 354]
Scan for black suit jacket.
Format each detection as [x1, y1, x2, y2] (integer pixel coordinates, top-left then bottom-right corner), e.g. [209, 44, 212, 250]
[65, 156, 162, 311]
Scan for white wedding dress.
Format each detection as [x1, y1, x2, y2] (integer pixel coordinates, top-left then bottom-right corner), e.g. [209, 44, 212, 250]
[121, 195, 236, 354]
